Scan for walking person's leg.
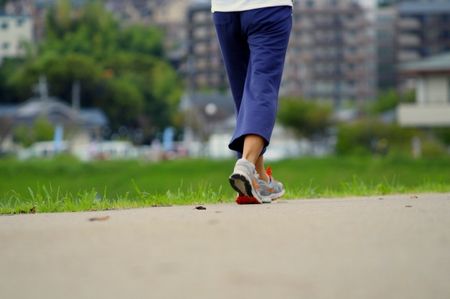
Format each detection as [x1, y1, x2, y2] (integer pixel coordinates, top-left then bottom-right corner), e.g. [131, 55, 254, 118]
[213, 13, 268, 168]
[212, 12, 249, 116]
[213, 11, 266, 203]
[213, 12, 264, 169]
[214, 6, 291, 203]
[229, 6, 292, 203]
[229, 6, 292, 155]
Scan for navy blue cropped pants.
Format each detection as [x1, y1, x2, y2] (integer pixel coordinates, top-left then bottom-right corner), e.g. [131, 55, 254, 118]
[213, 6, 292, 156]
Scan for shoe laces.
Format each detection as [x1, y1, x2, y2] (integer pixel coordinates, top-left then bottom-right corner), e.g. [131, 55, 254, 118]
[257, 167, 273, 186]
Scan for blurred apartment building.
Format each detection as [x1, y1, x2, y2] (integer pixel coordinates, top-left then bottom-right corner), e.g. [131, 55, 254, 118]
[1, 0, 189, 70]
[3, 0, 159, 40]
[0, 12, 33, 64]
[283, 0, 376, 105]
[3, 0, 78, 41]
[396, 1, 450, 64]
[186, 1, 227, 91]
[376, 0, 450, 90]
[103, 0, 191, 70]
[186, 0, 376, 105]
[2, 0, 184, 24]
[376, 6, 397, 90]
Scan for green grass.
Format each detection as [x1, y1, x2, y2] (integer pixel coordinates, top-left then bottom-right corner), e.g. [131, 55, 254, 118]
[0, 155, 449, 214]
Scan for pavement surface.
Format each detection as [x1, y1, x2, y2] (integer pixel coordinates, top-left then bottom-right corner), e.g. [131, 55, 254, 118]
[1, 193, 450, 299]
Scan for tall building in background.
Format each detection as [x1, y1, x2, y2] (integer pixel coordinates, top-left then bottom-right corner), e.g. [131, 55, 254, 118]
[376, 6, 397, 90]
[282, 0, 376, 105]
[186, 1, 227, 92]
[150, 0, 190, 73]
[396, 1, 450, 64]
[186, 0, 377, 105]
[376, 0, 450, 91]
[2, 0, 190, 69]
[3, 0, 89, 42]
[0, 12, 33, 64]
[105, 0, 153, 25]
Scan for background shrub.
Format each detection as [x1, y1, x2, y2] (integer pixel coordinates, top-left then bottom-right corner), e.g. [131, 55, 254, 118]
[336, 119, 417, 156]
[278, 97, 332, 139]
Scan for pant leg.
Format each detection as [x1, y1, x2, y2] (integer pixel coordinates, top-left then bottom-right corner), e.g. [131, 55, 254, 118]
[228, 6, 292, 154]
[212, 12, 250, 114]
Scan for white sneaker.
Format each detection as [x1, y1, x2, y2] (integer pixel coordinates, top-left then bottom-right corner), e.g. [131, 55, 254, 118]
[229, 159, 267, 203]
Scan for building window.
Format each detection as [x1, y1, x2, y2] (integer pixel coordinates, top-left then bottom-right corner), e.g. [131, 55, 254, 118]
[1, 22, 9, 30]
[3, 42, 10, 50]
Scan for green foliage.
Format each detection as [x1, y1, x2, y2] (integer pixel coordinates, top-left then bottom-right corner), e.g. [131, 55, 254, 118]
[34, 117, 54, 141]
[278, 97, 333, 139]
[433, 128, 450, 146]
[1, 0, 182, 139]
[421, 138, 448, 157]
[44, 0, 119, 58]
[13, 125, 35, 148]
[13, 117, 54, 147]
[336, 117, 449, 157]
[0, 58, 28, 102]
[370, 89, 398, 114]
[369, 89, 415, 114]
[336, 119, 417, 156]
[7, 52, 103, 101]
[106, 77, 145, 125]
[119, 25, 164, 57]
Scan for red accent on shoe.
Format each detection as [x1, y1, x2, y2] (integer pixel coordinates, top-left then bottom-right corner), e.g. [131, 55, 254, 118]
[236, 195, 261, 205]
[266, 166, 273, 179]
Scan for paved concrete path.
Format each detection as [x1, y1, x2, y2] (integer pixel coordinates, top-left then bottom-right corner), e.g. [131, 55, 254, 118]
[1, 193, 450, 299]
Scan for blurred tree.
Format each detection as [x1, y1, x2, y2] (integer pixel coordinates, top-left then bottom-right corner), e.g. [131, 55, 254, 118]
[119, 25, 164, 57]
[13, 125, 34, 148]
[278, 98, 333, 139]
[369, 89, 415, 114]
[433, 128, 450, 146]
[0, 58, 26, 102]
[34, 117, 54, 141]
[335, 119, 418, 156]
[1, 0, 182, 141]
[105, 77, 145, 126]
[13, 117, 53, 147]
[370, 89, 398, 114]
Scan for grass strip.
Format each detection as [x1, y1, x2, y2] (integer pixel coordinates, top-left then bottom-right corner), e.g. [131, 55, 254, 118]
[1, 156, 449, 214]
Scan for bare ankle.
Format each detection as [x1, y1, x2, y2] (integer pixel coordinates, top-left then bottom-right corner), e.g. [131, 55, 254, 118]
[242, 155, 258, 165]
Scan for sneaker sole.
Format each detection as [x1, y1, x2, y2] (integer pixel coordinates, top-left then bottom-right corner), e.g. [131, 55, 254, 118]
[266, 189, 285, 201]
[235, 195, 261, 205]
[235, 189, 285, 205]
[229, 173, 263, 204]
